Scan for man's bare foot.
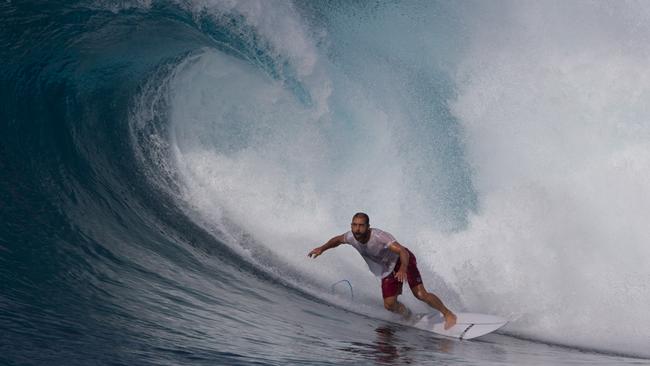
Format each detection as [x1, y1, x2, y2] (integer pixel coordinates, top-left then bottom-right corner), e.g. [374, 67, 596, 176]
[401, 305, 413, 321]
[443, 311, 457, 330]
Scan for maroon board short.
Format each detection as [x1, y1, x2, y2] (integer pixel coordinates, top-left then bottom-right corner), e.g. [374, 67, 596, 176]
[381, 249, 423, 298]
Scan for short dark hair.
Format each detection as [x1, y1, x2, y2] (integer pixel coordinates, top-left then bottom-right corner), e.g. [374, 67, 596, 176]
[352, 212, 370, 225]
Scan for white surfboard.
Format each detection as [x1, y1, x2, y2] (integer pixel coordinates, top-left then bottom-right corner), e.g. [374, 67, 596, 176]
[412, 312, 508, 340]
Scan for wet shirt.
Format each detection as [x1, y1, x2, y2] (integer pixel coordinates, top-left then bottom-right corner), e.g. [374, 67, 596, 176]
[343, 228, 399, 278]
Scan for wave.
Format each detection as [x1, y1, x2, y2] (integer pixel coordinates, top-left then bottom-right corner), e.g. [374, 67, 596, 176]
[2, 0, 650, 361]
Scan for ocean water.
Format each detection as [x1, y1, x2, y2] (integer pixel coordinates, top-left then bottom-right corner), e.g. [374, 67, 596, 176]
[2, 1, 649, 365]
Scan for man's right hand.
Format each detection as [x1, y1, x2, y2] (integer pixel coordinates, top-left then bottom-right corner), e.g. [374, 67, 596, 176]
[307, 247, 323, 259]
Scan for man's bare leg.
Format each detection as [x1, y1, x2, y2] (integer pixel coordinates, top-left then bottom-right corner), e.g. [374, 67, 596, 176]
[411, 284, 457, 329]
[383, 296, 412, 319]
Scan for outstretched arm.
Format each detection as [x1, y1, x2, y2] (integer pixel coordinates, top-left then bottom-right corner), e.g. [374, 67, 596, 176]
[308, 234, 345, 259]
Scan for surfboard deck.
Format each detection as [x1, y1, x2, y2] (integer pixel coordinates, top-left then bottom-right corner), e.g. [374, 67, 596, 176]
[411, 312, 508, 340]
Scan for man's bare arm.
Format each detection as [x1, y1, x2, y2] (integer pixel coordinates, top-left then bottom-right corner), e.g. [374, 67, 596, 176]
[388, 241, 410, 282]
[308, 234, 345, 259]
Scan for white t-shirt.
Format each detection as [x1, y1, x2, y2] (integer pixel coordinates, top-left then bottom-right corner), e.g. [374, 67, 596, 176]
[343, 228, 399, 278]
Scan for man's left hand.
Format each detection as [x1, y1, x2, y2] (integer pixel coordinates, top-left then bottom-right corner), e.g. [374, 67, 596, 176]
[395, 270, 407, 282]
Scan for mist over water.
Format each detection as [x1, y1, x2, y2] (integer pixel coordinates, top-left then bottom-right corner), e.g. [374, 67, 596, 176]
[440, 1, 650, 355]
[3, 0, 650, 363]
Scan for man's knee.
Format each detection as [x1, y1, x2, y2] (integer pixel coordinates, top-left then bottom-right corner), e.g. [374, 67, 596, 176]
[414, 288, 428, 301]
[384, 297, 398, 311]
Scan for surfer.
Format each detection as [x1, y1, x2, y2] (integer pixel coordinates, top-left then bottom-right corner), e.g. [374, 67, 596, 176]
[308, 212, 457, 330]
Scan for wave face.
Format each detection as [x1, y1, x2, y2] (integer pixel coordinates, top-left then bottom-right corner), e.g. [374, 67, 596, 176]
[2, 0, 650, 363]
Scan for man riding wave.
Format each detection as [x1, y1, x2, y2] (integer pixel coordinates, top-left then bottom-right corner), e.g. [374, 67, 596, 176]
[308, 212, 457, 330]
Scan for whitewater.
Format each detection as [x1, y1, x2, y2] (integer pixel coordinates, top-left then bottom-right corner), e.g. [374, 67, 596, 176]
[2, 1, 649, 365]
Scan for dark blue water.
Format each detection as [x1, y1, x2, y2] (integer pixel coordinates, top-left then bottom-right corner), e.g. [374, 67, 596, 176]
[2, 1, 649, 365]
